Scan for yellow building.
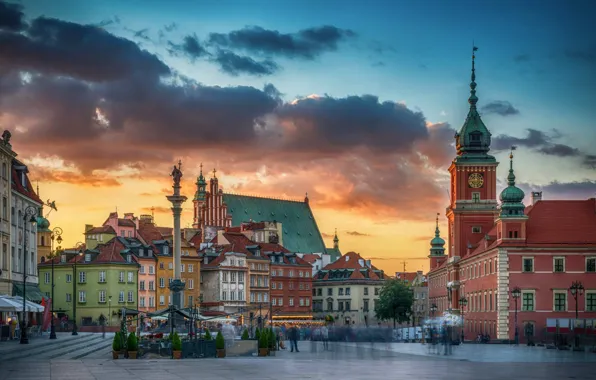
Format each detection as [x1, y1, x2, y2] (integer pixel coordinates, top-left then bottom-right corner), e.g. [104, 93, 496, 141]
[138, 217, 200, 309]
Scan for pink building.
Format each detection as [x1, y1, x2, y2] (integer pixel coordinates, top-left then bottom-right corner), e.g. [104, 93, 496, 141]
[103, 212, 139, 239]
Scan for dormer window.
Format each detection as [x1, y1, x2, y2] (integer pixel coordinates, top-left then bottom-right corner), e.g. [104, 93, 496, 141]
[255, 249, 260, 257]
[61, 254, 66, 263]
[85, 254, 91, 262]
[21, 172, 26, 187]
[127, 254, 132, 263]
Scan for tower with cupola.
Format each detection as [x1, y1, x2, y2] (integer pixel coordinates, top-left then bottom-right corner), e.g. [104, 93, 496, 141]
[192, 164, 207, 229]
[428, 213, 447, 270]
[495, 150, 527, 241]
[446, 47, 500, 259]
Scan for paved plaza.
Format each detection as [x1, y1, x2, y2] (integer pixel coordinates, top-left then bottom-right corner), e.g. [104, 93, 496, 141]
[0, 336, 595, 380]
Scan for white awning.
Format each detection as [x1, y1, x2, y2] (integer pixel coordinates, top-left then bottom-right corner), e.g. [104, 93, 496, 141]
[0, 295, 44, 312]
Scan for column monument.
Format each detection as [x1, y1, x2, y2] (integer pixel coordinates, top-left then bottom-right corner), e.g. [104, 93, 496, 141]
[167, 160, 187, 309]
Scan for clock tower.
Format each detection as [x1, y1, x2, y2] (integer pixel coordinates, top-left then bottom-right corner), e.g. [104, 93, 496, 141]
[446, 48, 499, 259]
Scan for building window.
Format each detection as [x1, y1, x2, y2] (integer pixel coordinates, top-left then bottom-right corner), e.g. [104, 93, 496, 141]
[586, 257, 596, 273]
[127, 291, 133, 303]
[44, 272, 50, 284]
[159, 262, 164, 269]
[472, 192, 480, 202]
[188, 264, 193, 273]
[374, 288, 379, 296]
[554, 291, 566, 311]
[188, 279, 194, 289]
[472, 226, 481, 233]
[327, 288, 333, 296]
[522, 257, 534, 273]
[289, 297, 294, 306]
[159, 295, 165, 305]
[238, 272, 244, 283]
[553, 257, 565, 273]
[79, 271, 86, 283]
[149, 265, 154, 274]
[78, 291, 86, 303]
[522, 291, 534, 311]
[345, 287, 351, 296]
[149, 281, 154, 290]
[99, 290, 106, 303]
[119, 291, 125, 303]
[119, 272, 124, 283]
[338, 288, 344, 296]
[327, 300, 333, 311]
[140, 297, 146, 307]
[128, 272, 134, 283]
[159, 278, 165, 288]
[66, 274, 72, 283]
[586, 292, 596, 312]
[140, 281, 145, 290]
[66, 293, 72, 302]
[140, 266, 145, 274]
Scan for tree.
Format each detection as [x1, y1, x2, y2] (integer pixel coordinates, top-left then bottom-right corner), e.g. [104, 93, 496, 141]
[375, 279, 414, 328]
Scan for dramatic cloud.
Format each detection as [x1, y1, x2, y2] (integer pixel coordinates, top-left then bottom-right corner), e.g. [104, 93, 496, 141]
[169, 34, 209, 61]
[141, 206, 170, 214]
[517, 180, 596, 201]
[208, 25, 356, 59]
[481, 100, 520, 116]
[0, 1, 26, 31]
[321, 232, 334, 238]
[345, 231, 371, 237]
[213, 50, 279, 76]
[0, 17, 170, 82]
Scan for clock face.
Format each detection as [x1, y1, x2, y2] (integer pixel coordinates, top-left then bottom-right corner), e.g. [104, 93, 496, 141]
[468, 173, 484, 188]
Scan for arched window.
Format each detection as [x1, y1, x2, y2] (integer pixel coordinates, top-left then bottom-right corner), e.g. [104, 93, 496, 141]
[1, 162, 6, 179]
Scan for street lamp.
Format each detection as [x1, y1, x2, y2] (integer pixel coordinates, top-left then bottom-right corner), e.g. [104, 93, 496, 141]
[72, 242, 84, 336]
[49, 227, 63, 340]
[459, 296, 468, 342]
[20, 206, 38, 345]
[108, 296, 112, 326]
[569, 281, 584, 319]
[511, 286, 521, 345]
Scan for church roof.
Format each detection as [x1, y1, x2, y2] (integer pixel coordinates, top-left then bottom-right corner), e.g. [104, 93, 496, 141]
[223, 193, 327, 254]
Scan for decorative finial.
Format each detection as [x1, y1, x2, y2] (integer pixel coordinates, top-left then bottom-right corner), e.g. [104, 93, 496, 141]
[37, 182, 40, 197]
[508, 146, 517, 186]
[178, 159, 182, 170]
[199, 163, 203, 175]
[435, 212, 440, 236]
[212, 168, 217, 179]
[468, 45, 479, 108]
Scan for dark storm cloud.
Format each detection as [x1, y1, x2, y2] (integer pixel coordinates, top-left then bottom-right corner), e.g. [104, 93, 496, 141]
[169, 34, 209, 61]
[583, 155, 596, 169]
[492, 129, 551, 151]
[273, 95, 428, 153]
[213, 50, 279, 76]
[208, 25, 356, 59]
[481, 100, 520, 116]
[517, 180, 596, 200]
[0, 17, 170, 82]
[0, 1, 26, 31]
[538, 143, 580, 157]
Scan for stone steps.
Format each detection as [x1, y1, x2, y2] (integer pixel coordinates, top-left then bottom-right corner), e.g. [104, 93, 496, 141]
[3, 334, 100, 361]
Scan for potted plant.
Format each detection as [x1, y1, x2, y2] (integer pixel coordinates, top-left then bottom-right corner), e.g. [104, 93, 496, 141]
[241, 328, 249, 340]
[127, 332, 139, 359]
[215, 331, 226, 358]
[258, 331, 269, 357]
[112, 332, 121, 359]
[268, 329, 276, 355]
[204, 329, 212, 340]
[171, 332, 182, 359]
[255, 327, 261, 341]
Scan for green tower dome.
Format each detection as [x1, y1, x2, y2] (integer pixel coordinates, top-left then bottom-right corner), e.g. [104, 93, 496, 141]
[36, 215, 51, 232]
[499, 151, 526, 217]
[429, 214, 445, 254]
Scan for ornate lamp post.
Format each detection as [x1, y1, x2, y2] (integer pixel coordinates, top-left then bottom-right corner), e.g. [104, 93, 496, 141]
[108, 296, 112, 326]
[20, 206, 38, 344]
[430, 303, 437, 318]
[511, 286, 521, 345]
[569, 281, 584, 319]
[459, 296, 468, 343]
[49, 227, 63, 340]
[72, 242, 84, 336]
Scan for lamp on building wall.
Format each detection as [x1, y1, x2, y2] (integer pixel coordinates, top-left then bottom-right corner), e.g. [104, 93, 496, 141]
[49, 227, 63, 340]
[511, 286, 521, 345]
[20, 206, 38, 345]
[459, 296, 468, 343]
[569, 281, 584, 319]
[72, 242, 85, 336]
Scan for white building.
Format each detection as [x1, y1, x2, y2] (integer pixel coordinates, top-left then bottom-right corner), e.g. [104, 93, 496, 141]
[11, 157, 43, 302]
[312, 251, 386, 326]
[200, 249, 248, 315]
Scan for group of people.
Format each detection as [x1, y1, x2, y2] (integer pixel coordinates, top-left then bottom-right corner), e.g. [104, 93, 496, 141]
[276, 324, 330, 352]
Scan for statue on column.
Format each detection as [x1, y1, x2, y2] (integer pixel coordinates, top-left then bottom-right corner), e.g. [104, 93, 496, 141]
[171, 160, 183, 186]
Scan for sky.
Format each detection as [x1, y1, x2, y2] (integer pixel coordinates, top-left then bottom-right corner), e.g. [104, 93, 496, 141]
[1, 0, 595, 274]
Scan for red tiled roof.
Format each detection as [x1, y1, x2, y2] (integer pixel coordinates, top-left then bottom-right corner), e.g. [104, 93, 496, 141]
[137, 220, 165, 243]
[118, 218, 136, 227]
[241, 222, 266, 231]
[318, 251, 382, 280]
[85, 225, 116, 235]
[223, 232, 291, 257]
[225, 226, 241, 233]
[525, 199, 596, 245]
[395, 272, 418, 283]
[300, 254, 320, 264]
[156, 226, 173, 236]
[11, 162, 42, 204]
[189, 232, 202, 247]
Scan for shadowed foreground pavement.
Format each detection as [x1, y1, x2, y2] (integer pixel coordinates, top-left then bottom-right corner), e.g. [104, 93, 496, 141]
[0, 340, 593, 380]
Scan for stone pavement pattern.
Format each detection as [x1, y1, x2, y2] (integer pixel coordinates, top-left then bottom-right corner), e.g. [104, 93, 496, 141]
[0, 338, 594, 379]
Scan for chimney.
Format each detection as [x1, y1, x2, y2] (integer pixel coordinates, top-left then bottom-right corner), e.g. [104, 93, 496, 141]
[531, 191, 542, 205]
[85, 224, 94, 233]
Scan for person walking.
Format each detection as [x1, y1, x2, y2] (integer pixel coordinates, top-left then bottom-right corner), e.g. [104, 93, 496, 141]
[321, 324, 329, 350]
[289, 325, 299, 352]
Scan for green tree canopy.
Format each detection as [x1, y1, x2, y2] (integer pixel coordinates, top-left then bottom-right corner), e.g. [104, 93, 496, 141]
[375, 279, 414, 328]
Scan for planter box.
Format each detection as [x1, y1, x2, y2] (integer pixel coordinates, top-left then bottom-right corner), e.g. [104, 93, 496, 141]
[226, 340, 258, 357]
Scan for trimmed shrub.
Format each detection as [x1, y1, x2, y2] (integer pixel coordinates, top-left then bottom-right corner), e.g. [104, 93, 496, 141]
[127, 332, 138, 351]
[215, 331, 225, 350]
[112, 332, 121, 351]
[241, 329, 249, 340]
[171, 332, 182, 351]
[204, 329, 212, 340]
